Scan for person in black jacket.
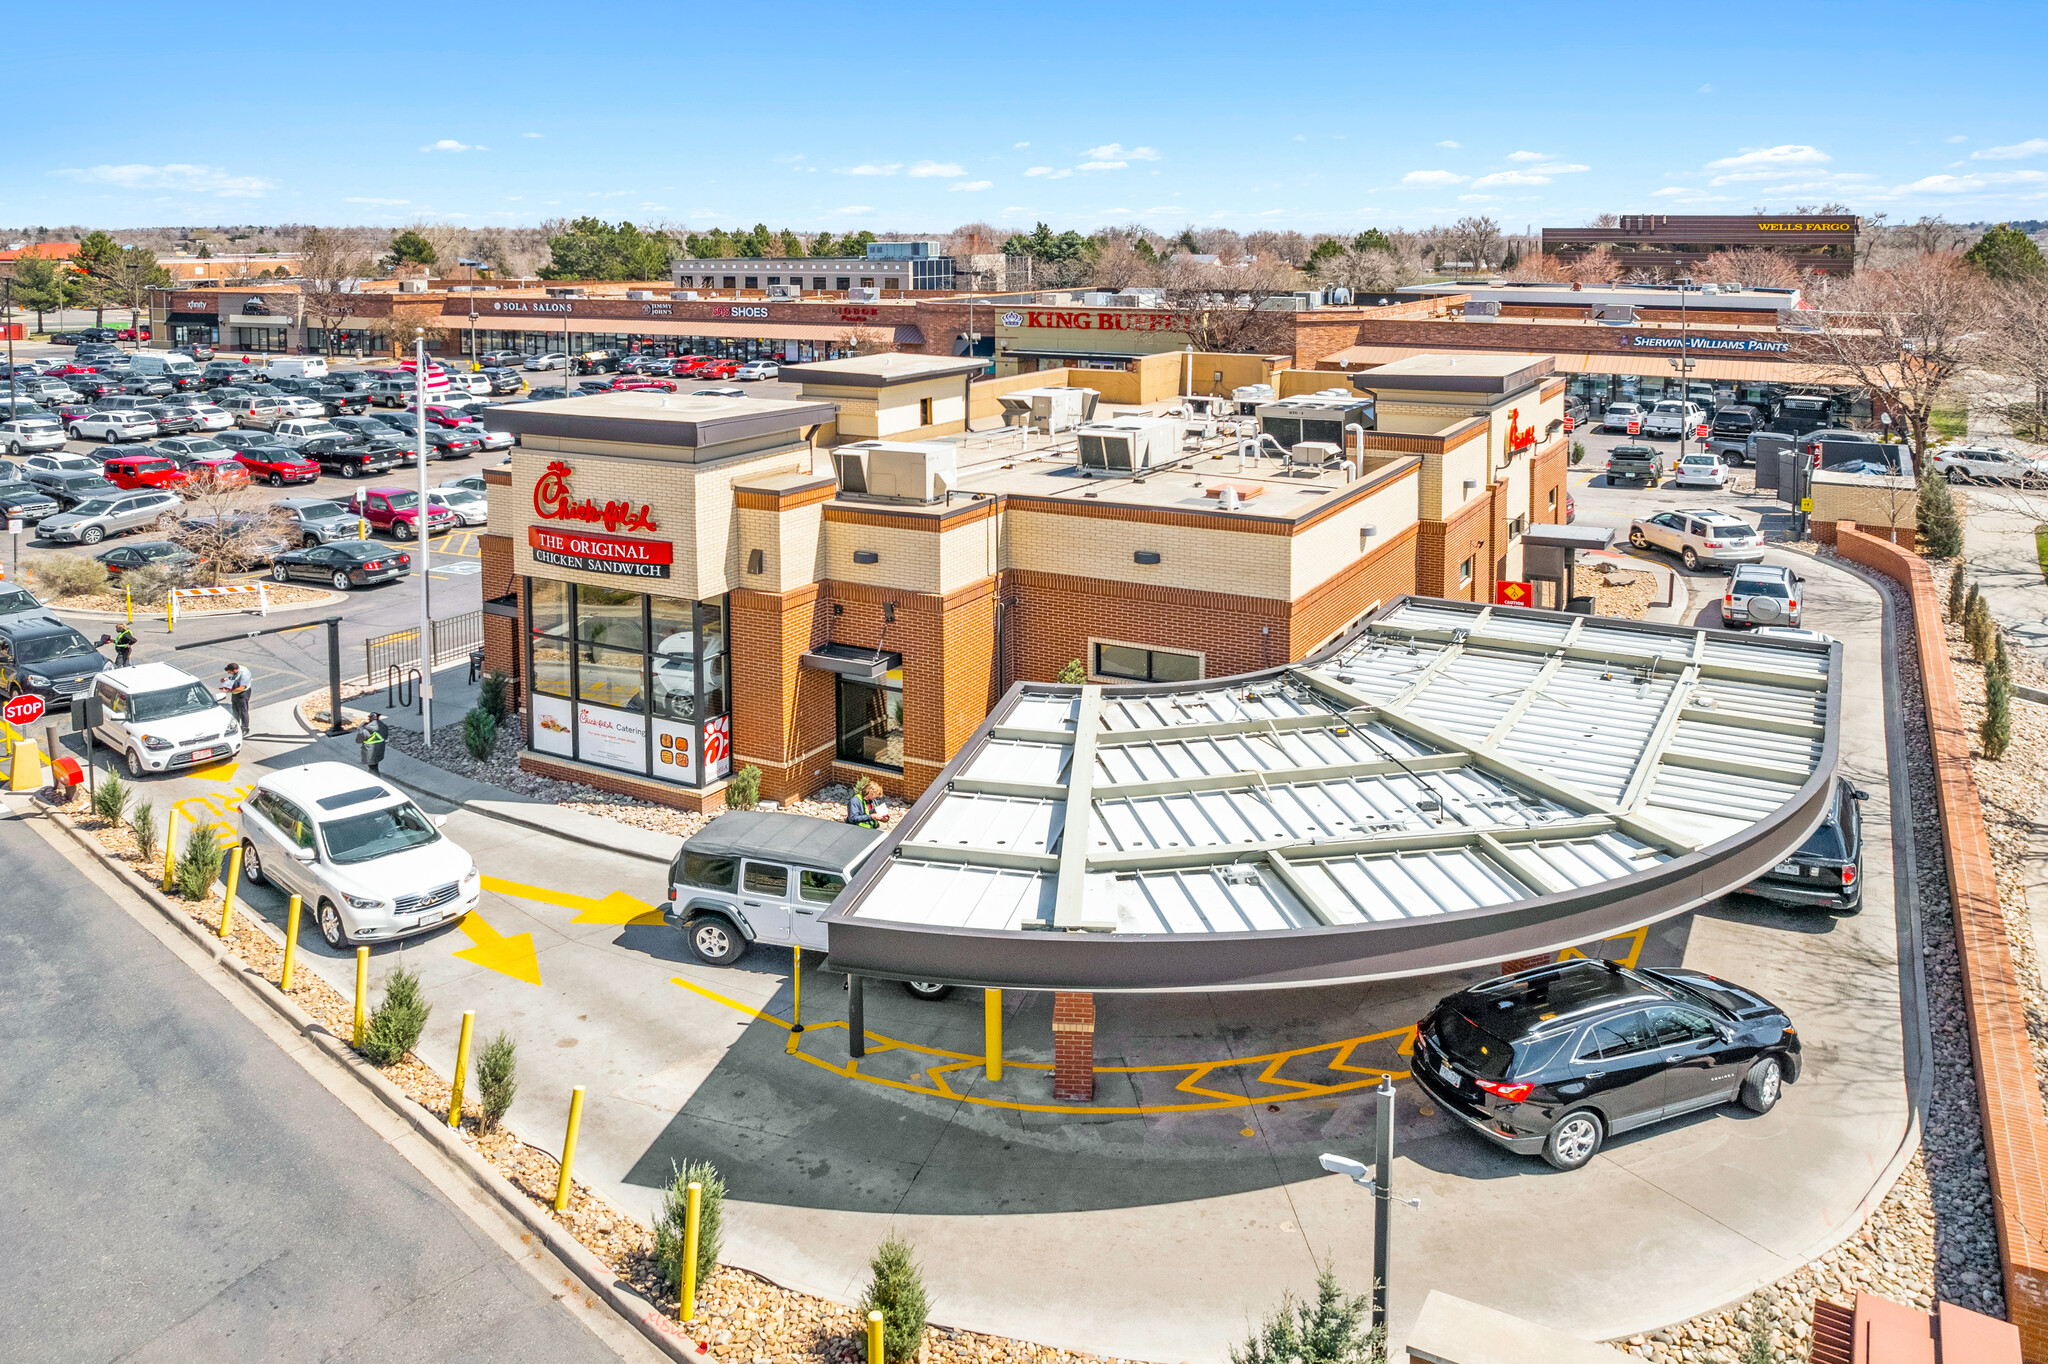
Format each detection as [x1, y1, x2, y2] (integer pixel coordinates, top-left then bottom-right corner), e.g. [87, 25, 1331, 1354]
[357, 712, 389, 771]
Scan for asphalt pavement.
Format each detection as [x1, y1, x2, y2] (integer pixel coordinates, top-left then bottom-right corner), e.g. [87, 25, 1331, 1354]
[0, 807, 642, 1364]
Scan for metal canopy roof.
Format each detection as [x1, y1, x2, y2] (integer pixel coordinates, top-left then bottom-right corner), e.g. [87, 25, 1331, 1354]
[825, 597, 1842, 993]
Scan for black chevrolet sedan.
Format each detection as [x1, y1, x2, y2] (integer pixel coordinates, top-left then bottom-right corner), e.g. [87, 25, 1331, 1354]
[1412, 959, 1800, 1171]
[269, 541, 411, 590]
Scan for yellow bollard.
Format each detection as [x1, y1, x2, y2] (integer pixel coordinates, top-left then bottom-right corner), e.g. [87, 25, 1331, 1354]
[353, 946, 369, 1048]
[553, 1086, 586, 1213]
[280, 894, 302, 991]
[161, 807, 178, 892]
[791, 944, 803, 1030]
[985, 987, 1003, 1083]
[867, 1310, 884, 1364]
[125, 584, 132, 624]
[448, 1010, 475, 1129]
[679, 1180, 702, 1323]
[218, 842, 242, 939]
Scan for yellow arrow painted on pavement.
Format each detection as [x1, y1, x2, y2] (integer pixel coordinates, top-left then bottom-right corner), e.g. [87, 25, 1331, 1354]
[452, 911, 543, 985]
[481, 876, 664, 926]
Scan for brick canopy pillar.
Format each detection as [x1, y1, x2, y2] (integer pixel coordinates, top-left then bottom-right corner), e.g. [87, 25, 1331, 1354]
[1052, 992, 1095, 1102]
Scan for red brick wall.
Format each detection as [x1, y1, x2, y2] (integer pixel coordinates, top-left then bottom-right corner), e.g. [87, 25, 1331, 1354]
[730, 583, 832, 803]
[1052, 992, 1095, 1102]
[1287, 523, 1421, 655]
[1419, 495, 1495, 599]
[1004, 569, 1292, 683]
[1531, 439, 1569, 527]
[1834, 524, 2048, 1357]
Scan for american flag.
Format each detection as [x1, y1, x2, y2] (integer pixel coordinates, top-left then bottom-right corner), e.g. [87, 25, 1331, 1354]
[401, 358, 449, 393]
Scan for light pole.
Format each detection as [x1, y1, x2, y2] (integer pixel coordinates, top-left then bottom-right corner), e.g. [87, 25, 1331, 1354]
[4, 278, 15, 419]
[413, 327, 434, 751]
[468, 301, 479, 370]
[1318, 1074, 1419, 1336]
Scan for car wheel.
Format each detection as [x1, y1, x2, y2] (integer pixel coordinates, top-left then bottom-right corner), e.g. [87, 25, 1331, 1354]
[1628, 528, 1649, 549]
[302, 534, 319, 549]
[269, 473, 284, 487]
[126, 748, 144, 779]
[342, 463, 360, 478]
[686, 916, 744, 965]
[903, 981, 954, 1001]
[67, 426, 81, 440]
[1681, 547, 1701, 571]
[5, 443, 17, 456]
[1740, 1056, 1784, 1114]
[1945, 468, 1968, 485]
[240, 840, 265, 886]
[1542, 1109, 1605, 1171]
[80, 524, 104, 544]
[318, 899, 348, 949]
[271, 562, 290, 581]
[332, 570, 352, 591]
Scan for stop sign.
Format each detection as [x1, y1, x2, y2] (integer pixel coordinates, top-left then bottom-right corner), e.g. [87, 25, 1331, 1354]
[3, 693, 45, 728]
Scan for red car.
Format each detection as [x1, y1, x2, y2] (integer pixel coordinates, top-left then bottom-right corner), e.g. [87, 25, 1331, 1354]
[51, 361, 99, 376]
[695, 361, 741, 380]
[235, 448, 321, 487]
[118, 327, 151, 342]
[669, 355, 716, 377]
[174, 453, 252, 488]
[351, 486, 456, 539]
[610, 376, 676, 393]
[103, 455, 192, 491]
[410, 404, 483, 429]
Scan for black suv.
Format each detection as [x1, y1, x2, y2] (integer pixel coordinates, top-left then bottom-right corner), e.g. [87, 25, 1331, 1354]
[1743, 776, 1867, 910]
[1413, 959, 1800, 1171]
[0, 615, 108, 701]
[0, 471, 61, 524]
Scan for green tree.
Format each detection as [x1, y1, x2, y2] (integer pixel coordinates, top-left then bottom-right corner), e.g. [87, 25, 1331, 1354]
[1305, 238, 1346, 274]
[386, 230, 438, 268]
[777, 229, 805, 257]
[1352, 229, 1395, 254]
[539, 218, 675, 280]
[1984, 659, 2013, 757]
[835, 229, 877, 258]
[195, 241, 212, 258]
[1177, 227, 1200, 254]
[1964, 223, 2047, 283]
[808, 232, 837, 258]
[1916, 470, 1963, 558]
[1230, 1264, 1384, 1364]
[71, 230, 122, 323]
[8, 255, 67, 331]
[737, 223, 774, 258]
[857, 1235, 930, 1364]
[1948, 567, 1970, 620]
[653, 1159, 725, 1299]
[1057, 659, 1087, 684]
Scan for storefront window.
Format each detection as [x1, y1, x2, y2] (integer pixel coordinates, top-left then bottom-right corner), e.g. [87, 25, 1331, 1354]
[232, 327, 286, 353]
[575, 583, 644, 650]
[836, 668, 904, 771]
[577, 643, 647, 710]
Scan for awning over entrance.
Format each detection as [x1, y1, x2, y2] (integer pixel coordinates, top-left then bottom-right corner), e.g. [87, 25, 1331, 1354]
[800, 644, 901, 680]
[1322, 343, 1839, 384]
[460, 314, 921, 344]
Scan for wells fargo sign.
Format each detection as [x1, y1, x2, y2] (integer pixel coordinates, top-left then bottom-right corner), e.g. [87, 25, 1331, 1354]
[1756, 222, 1855, 232]
[533, 459, 657, 533]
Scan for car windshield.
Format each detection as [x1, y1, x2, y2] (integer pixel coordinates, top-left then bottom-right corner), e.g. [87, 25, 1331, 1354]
[299, 501, 350, 520]
[320, 800, 440, 864]
[1681, 456, 1714, 465]
[384, 491, 419, 509]
[18, 630, 98, 663]
[1433, 1007, 1515, 1080]
[67, 499, 115, 516]
[0, 586, 38, 612]
[130, 682, 218, 722]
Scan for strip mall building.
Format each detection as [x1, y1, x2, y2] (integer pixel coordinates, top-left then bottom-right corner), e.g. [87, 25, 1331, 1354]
[475, 352, 1569, 812]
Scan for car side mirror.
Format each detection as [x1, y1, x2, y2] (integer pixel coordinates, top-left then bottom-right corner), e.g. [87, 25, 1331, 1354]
[290, 846, 316, 863]
[1852, 789, 1870, 802]
[433, 814, 449, 828]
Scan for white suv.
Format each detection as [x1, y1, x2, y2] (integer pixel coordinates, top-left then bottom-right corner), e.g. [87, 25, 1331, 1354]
[67, 410, 159, 443]
[238, 761, 480, 948]
[0, 417, 66, 454]
[1926, 443, 2048, 487]
[1628, 507, 1765, 571]
[89, 663, 242, 777]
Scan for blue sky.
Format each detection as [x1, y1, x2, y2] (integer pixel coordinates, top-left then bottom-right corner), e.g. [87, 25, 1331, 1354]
[10, 1, 2046, 235]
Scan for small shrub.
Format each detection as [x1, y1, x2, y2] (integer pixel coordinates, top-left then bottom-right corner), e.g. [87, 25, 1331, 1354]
[1230, 1263, 1384, 1364]
[90, 770, 131, 826]
[1947, 566, 1969, 621]
[478, 670, 510, 723]
[476, 1031, 518, 1132]
[1570, 439, 1587, 465]
[1964, 581, 1982, 628]
[171, 823, 225, 900]
[1967, 595, 1996, 664]
[726, 763, 761, 810]
[1994, 630, 2012, 682]
[462, 706, 497, 760]
[858, 1234, 931, 1364]
[131, 800, 158, 863]
[1984, 664, 2014, 759]
[359, 964, 432, 1066]
[121, 565, 177, 610]
[1739, 1299, 1773, 1364]
[653, 1159, 726, 1297]
[1916, 470, 1963, 559]
[26, 554, 112, 599]
[1056, 658, 1087, 685]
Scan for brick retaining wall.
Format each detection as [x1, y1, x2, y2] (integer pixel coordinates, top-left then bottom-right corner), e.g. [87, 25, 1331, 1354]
[1835, 522, 2048, 1359]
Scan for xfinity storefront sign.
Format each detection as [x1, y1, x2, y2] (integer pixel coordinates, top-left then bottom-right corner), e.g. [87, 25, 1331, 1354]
[1629, 334, 1792, 354]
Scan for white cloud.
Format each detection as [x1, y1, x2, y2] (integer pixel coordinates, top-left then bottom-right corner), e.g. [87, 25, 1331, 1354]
[54, 163, 275, 197]
[1013, 141, 1029, 148]
[833, 206, 876, 215]
[839, 163, 901, 176]
[950, 180, 993, 192]
[1434, 140, 1461, 149]
[907, 161, 965, 178]
[1457, 195, 1500, 203]
[344, 196, 408, 205]
[1971, 139, 2048, 161]
[1529, 162, 1589, 174]
[1023, 166, 1072, 179]
[1505, 150, 1549, 162]
[1471, 171, 1550, 187]
[1706, 144, 1831, 169]
[1698, 83, 1714, 93]
[1888, 170, 2048, 194]
[1946, 135, 1968, 144]
[522, 132, 543, 139]
[1083, 143, 1160, 161]
[1400, 169, 1467, 186]
[1652, 187, 1733, 203]
[1077, 160, 1127, 172]
[421, 139, 475, 152]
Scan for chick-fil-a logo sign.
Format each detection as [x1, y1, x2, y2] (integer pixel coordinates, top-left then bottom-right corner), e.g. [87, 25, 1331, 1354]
[533, 459, 658, 534]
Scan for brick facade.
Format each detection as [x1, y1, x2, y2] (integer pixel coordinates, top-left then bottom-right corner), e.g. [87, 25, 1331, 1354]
[1051, 992, 1096, 1102]
[1418, 494, 1495, 600]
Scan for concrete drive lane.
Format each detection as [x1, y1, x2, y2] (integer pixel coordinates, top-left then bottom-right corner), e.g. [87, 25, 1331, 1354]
[0, 810, 640, 1364]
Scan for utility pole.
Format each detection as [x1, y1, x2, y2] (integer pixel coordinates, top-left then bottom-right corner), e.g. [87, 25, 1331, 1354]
[1319, 1075, 1419, 1337]
[414, 329, 434, 751]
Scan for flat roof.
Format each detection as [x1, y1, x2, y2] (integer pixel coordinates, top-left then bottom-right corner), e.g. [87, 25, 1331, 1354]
[825, 597, 1841, 992]
[481, 390, 836, 449]
[780, 354, 988, 387]
[1400, 281, 1803, 311]
[1354, 352, 1555, 394]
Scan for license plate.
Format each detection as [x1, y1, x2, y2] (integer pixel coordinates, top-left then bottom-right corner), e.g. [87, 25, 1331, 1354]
[1774, 861, 1800, 875]
[189, 747, 214, 761]
[1438, 1062, 1460, 1087]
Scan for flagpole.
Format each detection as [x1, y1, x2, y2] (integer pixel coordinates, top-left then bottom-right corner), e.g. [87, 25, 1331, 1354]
[415, 328, 433, 751]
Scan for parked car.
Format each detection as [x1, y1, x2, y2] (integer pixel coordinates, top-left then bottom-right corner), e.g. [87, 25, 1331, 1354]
[276, 497, 368, 547]
[439, 470, 501, 495]
[67, 410, 159, 444]
[102, 454, 191, 492]
[1605, 443, 1663, 487]
[213, 429, 289, 454]
[302, 435, 399, 479]
[442, 372, 493, 397]
[134, 402, 203, 435]
[234, 447, 321, 487]
[426, 486, 488, 526]
[171, 343, 215, 361]
[577, 378, 617, 394]
[732, 361, 780, 382]
[0, 615, 108, 701]
[87, 662, 240, 777]
[0, 471, 61, 523]
[1669, 452, 1730, 490]
[37, 489, 183, 545]
[270, 539, 413, 591]
[1601, 400, 1646, 433]
[115, 375, 176, 398]
[40, 472, 123, 511]
[421, 426, 483, 460]
[1742, 776, 1867, 912]
[1772, 394, 1837, 436]
[160, 400, 234, 432]
[0, 417, 66, 455]
[1706, 405, 1764, 461]
[612, 376, 676, 393]
[45, 332, 88, 346]
[479, 367, 524, 395]
[1721, 562, 1803, 628]
[332, 414, 412, 444]
[523, 352, 569, 371]
[1628, 508, 1764, 572]
[0, 581, 47, 623]
[478, 350, 525, 368]
[351, 486, 455, 539]
[94, 540, 200, 578]
[1642, 400, 1706, 439]
[1410, 958, 1799, 1170]
[236, 761, 479, 948]
[695, 361, 741, 381]
[666, 811, 895, 971]
[365, 378, 415, 408]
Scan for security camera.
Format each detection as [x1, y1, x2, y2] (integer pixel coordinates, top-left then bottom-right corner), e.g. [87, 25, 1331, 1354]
[1319, 1153, 1371, 1185]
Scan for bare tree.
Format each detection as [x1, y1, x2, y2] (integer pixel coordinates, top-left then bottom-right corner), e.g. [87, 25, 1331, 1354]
[1317, 243, 1423, 294]
[170, 485, 295, 584]
[1695, 248, 1806, 291]
[296, 227, 376, 355]
[1987, 277, 2048, 440]
[1243, 230, 1313, 267]
[1447, 216, 1504, 269]
[1152, 256, 1299, 353]
[1506, 251, 1571, 283]
[1566, 244, 1623, 284]
[1090, 238, 1163, 289]
[1796, 254, 1994, 454]
[834, 324, 891, 358]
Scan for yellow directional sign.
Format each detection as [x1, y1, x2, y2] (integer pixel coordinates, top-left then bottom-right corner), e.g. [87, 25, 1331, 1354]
[1799, 497, 1814, 513]
[452, 911, 542, 985]
[482, 876, 664, 926]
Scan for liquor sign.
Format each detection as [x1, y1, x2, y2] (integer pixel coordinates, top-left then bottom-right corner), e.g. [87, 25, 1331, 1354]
[1495, 580, 1533, 607]
[528, 525, 674, 579]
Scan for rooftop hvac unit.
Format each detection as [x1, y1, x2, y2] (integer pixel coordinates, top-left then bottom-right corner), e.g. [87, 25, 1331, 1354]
[1326, 287, 1352, 305]
[1112, 289, 1164, 308]
[397, 279, 428, 293]
[995, 386, 1091, 433]
[626, 290, 655, 300]
[1082, 292, 1115, 306]
[1463, 299, 1501, 317]
[766, 284, 802, 300]
[673, 291, 700, 301]
[1256, 394, 1376, 451]
[1288, 440, 1342, 468]
[832, 441, 957, 503]
[1075, 417, 1182, 478]
[1293, 290, 1325, 309]
[1593, 304, 1637, 324]
[545, 287, 585, 298]
[847, 286, 881, 302]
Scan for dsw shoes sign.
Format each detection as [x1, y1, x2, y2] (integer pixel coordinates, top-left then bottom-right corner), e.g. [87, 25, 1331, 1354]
[529, 460, 672, 578]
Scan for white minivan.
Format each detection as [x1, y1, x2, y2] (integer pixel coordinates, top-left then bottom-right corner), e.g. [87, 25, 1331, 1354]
[264, 356, 329, 380]
[130, 352, 200, 380]
[89, 663, 243, 777]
